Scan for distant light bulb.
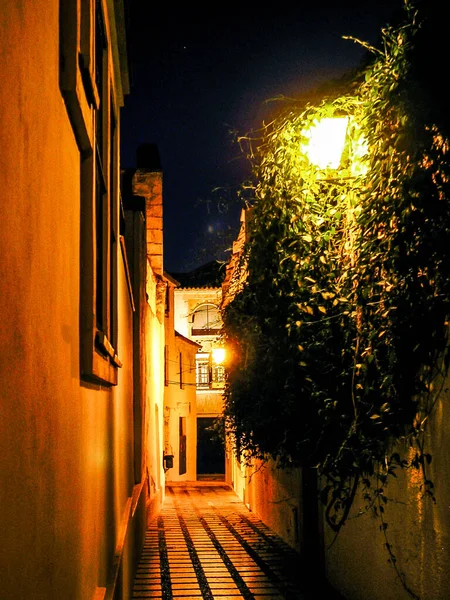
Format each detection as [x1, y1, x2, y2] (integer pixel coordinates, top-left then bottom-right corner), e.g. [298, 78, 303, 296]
[212, 348, 225, 364]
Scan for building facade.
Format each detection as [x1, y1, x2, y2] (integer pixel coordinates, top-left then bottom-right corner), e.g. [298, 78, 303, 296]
[0, 4, 164, 599]
[163, 274, 200, 482]
[169, 270, 228, 482]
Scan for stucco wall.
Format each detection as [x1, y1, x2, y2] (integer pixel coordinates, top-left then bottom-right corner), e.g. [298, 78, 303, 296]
[145, 270, 165, 519]
[231, 458, 303, 554]
[0, 2, 147, 598]
[324, 386, 450, 600]
[164, 281, 199, 482]
[196, 390, 223, 415]
[229, 391, 450, 600]
[164, 339, 198, 482]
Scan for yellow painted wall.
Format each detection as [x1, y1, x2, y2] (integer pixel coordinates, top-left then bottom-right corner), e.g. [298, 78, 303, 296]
[0, 2, 149, 598]
[196, 391, 223, 415]
[164, 281, 198, 482]
[145, 267, 165, 518]
[163, 339, 198, 482]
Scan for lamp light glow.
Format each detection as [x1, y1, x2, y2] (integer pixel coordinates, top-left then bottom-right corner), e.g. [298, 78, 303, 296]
[212, 347, 225, 364]
[350, 124, 369, 177]
[301, 116, 349, 169]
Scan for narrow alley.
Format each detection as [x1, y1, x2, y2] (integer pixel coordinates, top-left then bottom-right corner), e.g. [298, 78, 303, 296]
[132, 484, 342, 600]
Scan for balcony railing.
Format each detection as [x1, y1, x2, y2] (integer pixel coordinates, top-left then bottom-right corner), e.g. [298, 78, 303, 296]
[192, 327, 221, 336]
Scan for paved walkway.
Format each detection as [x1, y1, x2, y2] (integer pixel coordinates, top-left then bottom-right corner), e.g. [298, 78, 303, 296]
[132, 484, 343, 600]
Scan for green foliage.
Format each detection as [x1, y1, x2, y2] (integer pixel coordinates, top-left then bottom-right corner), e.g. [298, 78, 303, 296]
[222, 0, 450, 548]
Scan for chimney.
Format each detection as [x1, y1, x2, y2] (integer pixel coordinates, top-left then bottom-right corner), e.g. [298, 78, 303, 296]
[132, 144, 163, 275]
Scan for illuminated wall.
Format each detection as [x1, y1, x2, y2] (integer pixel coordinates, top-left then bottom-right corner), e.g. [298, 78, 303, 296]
[174, 288, 225, 423]
[0, 2, 157, 598]
[323, 387, 450, 600]
[131, 163, 166, 520]
[162, 276, 198, 482]
[173, 286, 228, 481]
[143, 263, 165, 517]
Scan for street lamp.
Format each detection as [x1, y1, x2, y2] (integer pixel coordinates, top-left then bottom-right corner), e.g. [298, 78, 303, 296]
[211, 347, 226, 365]
[301, 114, 369, 179]
[301, 116, 349, 170]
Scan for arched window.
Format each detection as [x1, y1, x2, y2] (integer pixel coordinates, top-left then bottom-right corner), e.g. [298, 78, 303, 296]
[191, 304, 221, 336]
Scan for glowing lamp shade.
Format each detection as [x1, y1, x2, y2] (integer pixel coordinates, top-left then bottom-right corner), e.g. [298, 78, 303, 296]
[212, 347, 226, 365]
[302, 116, 349, 169]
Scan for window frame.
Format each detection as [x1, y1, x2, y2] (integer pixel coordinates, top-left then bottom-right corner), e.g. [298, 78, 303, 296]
[195, 352, 225, 390]
[211, 363, 225, 389]
[60, 0, 122, 385]
[191, 304, 222, 337]
[196, 354, 211, 389]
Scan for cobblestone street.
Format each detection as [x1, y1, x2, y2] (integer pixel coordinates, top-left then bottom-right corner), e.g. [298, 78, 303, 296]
[132, 484, 340, 600]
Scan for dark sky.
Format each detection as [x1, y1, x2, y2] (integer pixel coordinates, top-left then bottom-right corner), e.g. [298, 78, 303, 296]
[121, 1, 405, 273]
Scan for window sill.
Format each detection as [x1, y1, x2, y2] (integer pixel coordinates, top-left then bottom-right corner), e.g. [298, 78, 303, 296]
[78, 53, 100, 109]
[196, 384, 225, 391]
[96, 330, 122, 367]
[80, 331, 121, 387]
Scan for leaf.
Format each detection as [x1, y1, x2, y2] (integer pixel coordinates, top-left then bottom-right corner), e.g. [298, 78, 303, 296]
[321, 291, 335, 300]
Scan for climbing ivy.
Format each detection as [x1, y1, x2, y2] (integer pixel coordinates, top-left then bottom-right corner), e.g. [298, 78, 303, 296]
[222, 2, 450, 586]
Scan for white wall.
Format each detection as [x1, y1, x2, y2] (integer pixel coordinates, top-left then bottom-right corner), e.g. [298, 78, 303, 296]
[324, 386, 450, 600]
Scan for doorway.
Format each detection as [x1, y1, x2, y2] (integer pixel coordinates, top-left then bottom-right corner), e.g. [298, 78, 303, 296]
[196, 417, 225, 480]
[179, 417, 187, 476]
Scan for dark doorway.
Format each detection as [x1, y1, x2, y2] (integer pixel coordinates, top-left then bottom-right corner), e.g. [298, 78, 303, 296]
[179, 417, 187, 475]
[197, 417, 225, 479]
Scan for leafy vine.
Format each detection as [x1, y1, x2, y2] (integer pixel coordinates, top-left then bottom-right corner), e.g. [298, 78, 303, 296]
[221, 3, 450, 595]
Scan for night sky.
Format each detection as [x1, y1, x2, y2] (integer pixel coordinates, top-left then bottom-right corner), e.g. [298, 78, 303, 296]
[121, 1, 405, 273]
